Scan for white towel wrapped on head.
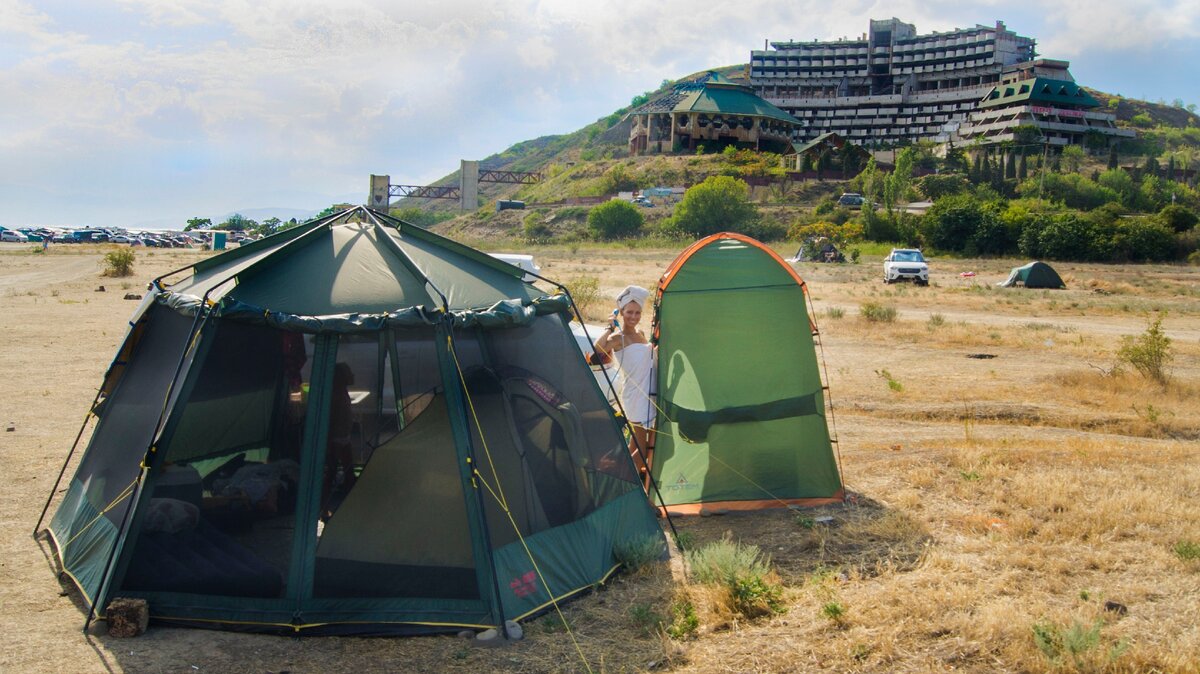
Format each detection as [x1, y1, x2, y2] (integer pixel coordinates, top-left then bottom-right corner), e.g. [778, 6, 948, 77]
[616, 285, 649, 310]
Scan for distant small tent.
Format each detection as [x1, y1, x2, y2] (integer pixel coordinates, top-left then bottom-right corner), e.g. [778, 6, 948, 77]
[998, 261, 1066, 289]
[651, 233, 844, 515]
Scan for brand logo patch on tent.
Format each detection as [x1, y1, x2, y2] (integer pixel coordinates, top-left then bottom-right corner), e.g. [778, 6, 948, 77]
[510, 571, 538, 598]
[665, 473, 698, 492]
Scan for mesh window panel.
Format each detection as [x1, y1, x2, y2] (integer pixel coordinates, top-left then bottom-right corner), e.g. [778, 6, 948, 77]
[120, 323, 310, 598]
[454, 316, 640, 551]
[312, 327, 479, 600]
[68, 306, 197, 527]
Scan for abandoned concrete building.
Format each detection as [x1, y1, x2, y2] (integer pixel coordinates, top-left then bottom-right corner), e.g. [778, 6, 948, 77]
[628, 72, 802, 155]
[748, 18, 1130, 149]
[956, 59, 1135, 147]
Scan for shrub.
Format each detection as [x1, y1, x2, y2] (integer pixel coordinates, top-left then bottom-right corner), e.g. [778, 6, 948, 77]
[597, 163, 641, 195]
[787, 220, 864, 246]
[672, 176, 759, 237]
[1031, 619, 1126, 667]
[875, 369, 903, 392]
[1016, 172, 1118, 210]
[921, 194, 991, 252]
[1159, 204, 1198, 232]
[102, 248, 136, 277]
[1108, 217, 1176, 262]
[1117, 315, 1173, 384]
[1097, 168, 1137, 207]
[522, 211, 553, 243]
[629, 604, 665, 636]
[666, 600, 699, 639]
[860, 204, 897, 242]
[1037, 213, 1095, 261]
[587, 199, 644, 240]
[740, 215, 789, 242]
[860, 302, 897, 322]
[564, 276, 602, 317]
[970, 210, 1016, 255]
[915, 173, 970, 200]
[1174, 540, 1200, 561]
[685, 537, 785, 618]
[613, 534, 666, 572]
[821, 601, 847, 627]
[825, 307, 845, 320]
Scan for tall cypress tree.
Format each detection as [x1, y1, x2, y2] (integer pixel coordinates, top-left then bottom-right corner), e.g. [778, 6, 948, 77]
[1144, 156, 1160, 177]
[1018, 153, 1028, 180]
[1005, 152, 1017, 180]
[1108, 146, 1119, 170]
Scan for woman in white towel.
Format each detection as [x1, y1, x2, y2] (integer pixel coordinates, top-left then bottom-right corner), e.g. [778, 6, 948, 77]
[593, 285, 655, 491]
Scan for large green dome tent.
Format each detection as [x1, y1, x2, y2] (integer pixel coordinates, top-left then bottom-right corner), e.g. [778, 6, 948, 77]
[37, 206, 661, 635]
[650, 233, 844, 515]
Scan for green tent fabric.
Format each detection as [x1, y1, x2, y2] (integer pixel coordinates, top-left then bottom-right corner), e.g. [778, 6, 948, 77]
[651, 233, 843, 514]
[998, 261, 1066, 289]
[43, 206, 661, 635]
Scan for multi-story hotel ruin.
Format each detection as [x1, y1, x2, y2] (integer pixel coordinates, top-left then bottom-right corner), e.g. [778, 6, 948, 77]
[747, 18, 1132, 149]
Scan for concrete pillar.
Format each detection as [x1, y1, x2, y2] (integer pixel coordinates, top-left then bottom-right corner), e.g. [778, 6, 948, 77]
[460, 160, 479, 211]
[369, 174, 390, 209]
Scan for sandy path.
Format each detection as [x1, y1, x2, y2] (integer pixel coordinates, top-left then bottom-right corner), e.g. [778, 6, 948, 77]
[0, 249, 99, 292]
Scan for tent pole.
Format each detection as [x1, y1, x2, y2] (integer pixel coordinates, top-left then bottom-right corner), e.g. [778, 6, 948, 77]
[444, 327, 511, 635]
[33, 393, 100, 537]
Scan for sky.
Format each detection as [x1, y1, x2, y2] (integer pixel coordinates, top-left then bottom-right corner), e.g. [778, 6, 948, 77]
[2, 0, 1198, 229]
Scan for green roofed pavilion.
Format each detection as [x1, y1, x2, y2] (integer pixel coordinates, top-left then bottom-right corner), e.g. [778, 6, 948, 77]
[629, 71, 802, 154]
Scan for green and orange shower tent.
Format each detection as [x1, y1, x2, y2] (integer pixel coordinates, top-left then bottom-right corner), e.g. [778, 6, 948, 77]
[651, 232, 844, 515]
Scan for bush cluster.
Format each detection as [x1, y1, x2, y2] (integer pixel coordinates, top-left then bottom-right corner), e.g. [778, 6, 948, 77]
[915, 194, 1192, 262]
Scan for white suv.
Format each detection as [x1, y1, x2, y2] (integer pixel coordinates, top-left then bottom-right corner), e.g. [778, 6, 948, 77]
[883, 249, 929, 285]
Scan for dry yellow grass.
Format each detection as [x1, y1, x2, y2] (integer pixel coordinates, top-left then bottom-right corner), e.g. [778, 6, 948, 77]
[1, 243, 1198, 673]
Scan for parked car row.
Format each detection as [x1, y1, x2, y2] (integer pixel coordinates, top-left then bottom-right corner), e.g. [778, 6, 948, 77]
[1, 225, 262, 248]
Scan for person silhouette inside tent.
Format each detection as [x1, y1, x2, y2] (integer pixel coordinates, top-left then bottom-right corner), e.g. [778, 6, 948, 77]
[322, 362, 357, 520]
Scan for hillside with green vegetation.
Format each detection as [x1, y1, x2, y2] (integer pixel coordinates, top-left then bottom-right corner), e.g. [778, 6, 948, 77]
[388, 66, 1199, 266]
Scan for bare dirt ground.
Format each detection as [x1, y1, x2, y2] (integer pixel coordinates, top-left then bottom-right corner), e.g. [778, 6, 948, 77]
[1, 242, 1198, 673]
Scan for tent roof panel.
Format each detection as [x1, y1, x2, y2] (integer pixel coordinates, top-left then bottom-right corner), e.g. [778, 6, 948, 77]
[660, 235, 801, 293]
[162, 207, 545, 315]
[228, 222, 434, 315]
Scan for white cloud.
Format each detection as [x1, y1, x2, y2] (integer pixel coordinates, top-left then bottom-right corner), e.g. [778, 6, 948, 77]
[1, 0, 1196, 226]
[1036, 0, 1200, 55]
